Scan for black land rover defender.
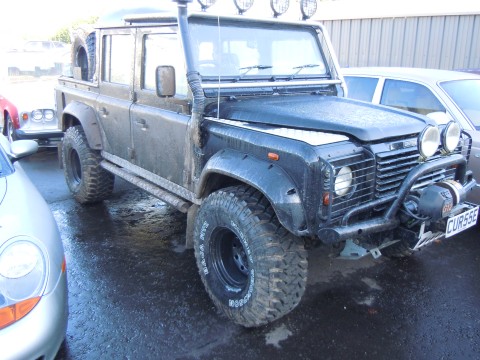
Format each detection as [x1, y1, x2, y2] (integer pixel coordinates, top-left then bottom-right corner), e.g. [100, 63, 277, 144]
[56, 0, 478, 327]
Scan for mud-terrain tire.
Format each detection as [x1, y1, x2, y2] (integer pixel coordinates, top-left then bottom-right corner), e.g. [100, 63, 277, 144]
[3, 114, 17, 142]
[381, 240, 414, 258]
[62, 126, 114, 204]
[193, 185, 308, 327]
[71, 30, 96, 81]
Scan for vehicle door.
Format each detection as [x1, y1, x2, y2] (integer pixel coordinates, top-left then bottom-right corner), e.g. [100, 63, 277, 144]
[97, 28, 136, 161]
[130, 27, 190, 186]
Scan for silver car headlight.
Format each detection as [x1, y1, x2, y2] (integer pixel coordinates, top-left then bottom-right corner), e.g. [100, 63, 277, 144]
[334, 166, 353, 197]
[442, 121, 461, 153]
[0, 239, 47, 329]
[418, 125, 440, 159]
[32, 110, 43, 121]
[44, 109, 55, 121]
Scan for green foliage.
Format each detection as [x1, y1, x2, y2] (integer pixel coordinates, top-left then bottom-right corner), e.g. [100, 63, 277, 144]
[50, 16, 99, 44]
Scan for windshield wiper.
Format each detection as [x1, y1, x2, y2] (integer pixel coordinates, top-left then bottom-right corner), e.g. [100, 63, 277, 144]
[289, 64, 319, 80]
[235, 65, 272, 81]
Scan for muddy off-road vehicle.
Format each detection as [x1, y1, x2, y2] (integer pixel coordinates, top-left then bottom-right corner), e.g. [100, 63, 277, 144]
[56, 0, 478, 327]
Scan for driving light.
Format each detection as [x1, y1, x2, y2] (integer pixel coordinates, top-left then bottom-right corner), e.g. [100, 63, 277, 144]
[32, 110, 43, 121]
[418, 125, 440, 159]
[270, 0, 289, 17]
[300, 0, 317, 19]
[334, 166, 353, 197]
[197, 0, 216, 10]
[442, 121, 461, 153]
[44, 109, 55, 120]
[234, 0, 254, 14]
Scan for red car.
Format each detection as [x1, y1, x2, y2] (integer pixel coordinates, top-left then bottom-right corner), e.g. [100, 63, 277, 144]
[0, 94, 19, 142]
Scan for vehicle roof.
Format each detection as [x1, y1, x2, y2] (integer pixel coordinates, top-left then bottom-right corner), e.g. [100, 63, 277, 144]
[97, 5, 323, 29]
[341, 67, 480, 83]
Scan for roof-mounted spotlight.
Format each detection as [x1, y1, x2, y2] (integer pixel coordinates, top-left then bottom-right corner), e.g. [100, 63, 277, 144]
[234, 0, 254, 14]
[270, 0, 290, 17]
[300, 0, 317, 20]
[197, 0, 216, 11]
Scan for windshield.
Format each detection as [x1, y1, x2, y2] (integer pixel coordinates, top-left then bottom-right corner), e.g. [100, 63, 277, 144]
[189, 19, 328, 80]
[440, 79, 480, 129]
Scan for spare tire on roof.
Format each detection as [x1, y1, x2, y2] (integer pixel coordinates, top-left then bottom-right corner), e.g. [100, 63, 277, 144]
[71, 27, 96, 81]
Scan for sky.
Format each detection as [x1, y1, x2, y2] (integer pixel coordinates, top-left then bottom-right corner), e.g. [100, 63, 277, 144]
[1, 0, 478, 49]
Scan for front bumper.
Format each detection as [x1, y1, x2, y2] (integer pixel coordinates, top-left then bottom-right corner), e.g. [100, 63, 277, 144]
[318, 154, 477, 243]
[0, 271, 68, 360]
[15, 128, 64, 140]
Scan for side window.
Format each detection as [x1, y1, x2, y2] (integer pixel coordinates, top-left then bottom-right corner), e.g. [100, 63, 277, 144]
[344, 76, 378, 102]
[381, 79, 445, 115]
[143, 33, 187, 96]
[102, 34, 133, 85]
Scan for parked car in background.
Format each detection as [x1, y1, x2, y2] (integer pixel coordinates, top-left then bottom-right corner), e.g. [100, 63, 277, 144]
[0, 135, 68, 360]
[1, 87, 63, 147]
[1, 94, 19, 142]
[6, 40, 70, 76]
[342, 67, 480, 203]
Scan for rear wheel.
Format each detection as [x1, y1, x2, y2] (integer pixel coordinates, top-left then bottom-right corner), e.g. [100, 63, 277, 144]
[62, 126, 114, 204]
[193, 185, 308, 327]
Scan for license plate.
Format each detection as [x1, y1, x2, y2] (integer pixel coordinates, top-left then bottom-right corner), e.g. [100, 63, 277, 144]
[445, 206, 479, 238]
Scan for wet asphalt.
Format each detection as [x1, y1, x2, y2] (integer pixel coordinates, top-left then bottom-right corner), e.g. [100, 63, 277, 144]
[20, 148, 480, 360]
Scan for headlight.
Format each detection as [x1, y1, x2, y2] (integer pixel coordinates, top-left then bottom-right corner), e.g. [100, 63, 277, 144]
[300, 0, 317, 19]
[197, 0, 216, 10]
[0, 240, 46, 301]
[32, 110, 43, 121]
[270, 0, 289, 16]
[418, 125, 440, 159]
[0, 240, 46, 329]
[334, 166, 353, 197]
[234, 0, 254, 14]
[442, 121, 461, 153]
[44, 109, 55, 121]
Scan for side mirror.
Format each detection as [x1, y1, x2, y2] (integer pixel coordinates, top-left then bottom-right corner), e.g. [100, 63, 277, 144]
[156, 65, 176, 97]
[9, 140, 39, 163]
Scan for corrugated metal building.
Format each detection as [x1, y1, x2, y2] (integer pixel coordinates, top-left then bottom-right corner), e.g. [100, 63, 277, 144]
[313, 0, 480, 70]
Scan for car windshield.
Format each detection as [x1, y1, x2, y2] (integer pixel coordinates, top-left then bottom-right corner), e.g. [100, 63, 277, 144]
[189, 19, 327, 80]
[440, 79, 480, 128]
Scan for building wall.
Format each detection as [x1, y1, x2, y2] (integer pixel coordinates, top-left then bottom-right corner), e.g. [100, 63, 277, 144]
[319, 14, 480, 70]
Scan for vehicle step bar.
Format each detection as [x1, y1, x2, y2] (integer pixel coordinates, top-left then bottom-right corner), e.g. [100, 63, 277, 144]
[100, 160, 191, 213]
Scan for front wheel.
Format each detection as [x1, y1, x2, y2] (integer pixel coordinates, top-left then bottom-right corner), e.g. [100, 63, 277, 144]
[3, 114, 17, 142]
[193, 185, 308, 327]
[62, 126, 114, 204]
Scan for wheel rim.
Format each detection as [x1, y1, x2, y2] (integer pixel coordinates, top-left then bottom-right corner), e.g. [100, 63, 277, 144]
[69, 148, 82, 185]
[211, 228, 249, 290]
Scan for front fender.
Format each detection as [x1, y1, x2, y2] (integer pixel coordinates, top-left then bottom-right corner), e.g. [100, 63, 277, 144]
[62, 101, 102, 150]
[197, 149, 308, 236]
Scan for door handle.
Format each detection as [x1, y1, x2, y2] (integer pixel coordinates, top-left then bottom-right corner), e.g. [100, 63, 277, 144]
[135, 118, 148, 130]
[99, 107, 109, 116]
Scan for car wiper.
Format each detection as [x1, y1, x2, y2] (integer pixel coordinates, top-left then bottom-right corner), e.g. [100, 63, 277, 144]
[289, 64, 320, 79]
[235, 65, 272, 81]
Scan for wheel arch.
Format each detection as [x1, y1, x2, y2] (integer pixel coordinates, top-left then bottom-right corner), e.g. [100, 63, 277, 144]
[197, 149, 308, 236]
[61, 101, 102, 150]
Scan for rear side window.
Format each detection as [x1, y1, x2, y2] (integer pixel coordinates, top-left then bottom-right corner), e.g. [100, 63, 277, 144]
[102, 34, 134, 85]
[344, 76, 378, 101]
[380, 79, 445, 115]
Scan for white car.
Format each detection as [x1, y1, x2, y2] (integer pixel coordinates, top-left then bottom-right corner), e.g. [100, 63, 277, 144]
[0, 136, 68, 359]
[342, 67, 480, 203]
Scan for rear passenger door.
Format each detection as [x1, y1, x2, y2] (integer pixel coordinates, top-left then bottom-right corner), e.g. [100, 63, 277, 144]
[97, 29, 136, 161]
[130, 27, 190, 187]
